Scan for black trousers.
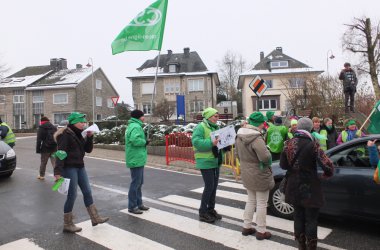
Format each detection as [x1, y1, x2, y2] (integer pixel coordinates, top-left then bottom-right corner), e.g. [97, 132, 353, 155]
[199, 167, 220, 214]
[293, 205, 319, 239]
[344, 90, 355, 112]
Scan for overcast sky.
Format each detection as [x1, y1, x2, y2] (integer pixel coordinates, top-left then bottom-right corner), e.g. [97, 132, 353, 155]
[1, 0, 379, 104]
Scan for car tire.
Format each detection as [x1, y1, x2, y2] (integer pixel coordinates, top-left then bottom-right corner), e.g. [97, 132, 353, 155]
[269, 182, 294, 220]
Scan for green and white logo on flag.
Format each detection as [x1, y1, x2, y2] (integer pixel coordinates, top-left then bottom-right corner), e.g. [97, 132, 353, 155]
[111, 0, 168, 54]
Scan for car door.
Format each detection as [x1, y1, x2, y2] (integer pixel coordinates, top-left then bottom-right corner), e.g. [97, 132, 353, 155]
[322, 141, 380, 220]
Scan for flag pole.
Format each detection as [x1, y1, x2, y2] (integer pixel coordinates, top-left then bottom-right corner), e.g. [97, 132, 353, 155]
[359, 106, 377, 132]
[147, 50, 161, 139]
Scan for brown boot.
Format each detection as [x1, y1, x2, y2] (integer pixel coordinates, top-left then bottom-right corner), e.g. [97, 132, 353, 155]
[63, 212, 82, 233]
[86, 204, 109, 226]
[295, 234, 306, 250]
[306, 237, 318, 250]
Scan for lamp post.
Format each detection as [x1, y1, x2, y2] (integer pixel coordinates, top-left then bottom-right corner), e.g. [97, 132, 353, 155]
[326, 50, 335, 77]
[86, 58, 95, 123]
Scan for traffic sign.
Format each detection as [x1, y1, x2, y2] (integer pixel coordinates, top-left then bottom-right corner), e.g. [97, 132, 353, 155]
[111, 96, 119, 106]
[248, 75, 268, 97]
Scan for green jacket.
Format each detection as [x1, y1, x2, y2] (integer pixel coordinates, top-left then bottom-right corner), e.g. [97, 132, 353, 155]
[125, 118, 147, 168]
[266, 125, 288, 153]
[192, 120, 222, 169]
[0, 122, 15, 146]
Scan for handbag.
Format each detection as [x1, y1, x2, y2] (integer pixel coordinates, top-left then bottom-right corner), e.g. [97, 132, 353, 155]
[279, 144, 308, 193]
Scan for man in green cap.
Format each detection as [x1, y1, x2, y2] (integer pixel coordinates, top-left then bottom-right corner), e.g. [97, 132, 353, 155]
[192, 107, 224, 223]
[337, 119, 365, 145]
[235, 112, 274, 240]
[266, 116, 288, 161]
[265, 111, 275, 127]
[54, 112, 109, 233]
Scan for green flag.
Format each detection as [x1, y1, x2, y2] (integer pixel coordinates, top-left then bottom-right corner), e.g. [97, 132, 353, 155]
[368, 100, 380, 134]
[111, 0, 168, 54]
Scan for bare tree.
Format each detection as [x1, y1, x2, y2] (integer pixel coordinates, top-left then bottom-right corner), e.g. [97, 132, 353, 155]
[153, 98, 175, 122]
[342, 17, 380, 98]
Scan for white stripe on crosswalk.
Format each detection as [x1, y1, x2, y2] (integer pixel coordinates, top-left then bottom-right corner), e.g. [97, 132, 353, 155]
[159, 194, 332, 240]
[76, 220, 174, 250]
[219, 181, 245, 190]
[121, 207, 296, 250]
[191, 187, 247, 202]
[0, 238, 43, 250]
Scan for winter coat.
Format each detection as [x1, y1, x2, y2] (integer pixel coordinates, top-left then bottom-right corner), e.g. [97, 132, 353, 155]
[235, 125, 274, 191]
[125, 118, 147, 168]
[36, 121, 57, 153]
[321, 125, 338, 150]
[339, 68, 358, 92]
[280, 132, 334, 208]
[192, 120, 223, 170]
[53, 125, 93, 176]
[368, 145, 379, 167]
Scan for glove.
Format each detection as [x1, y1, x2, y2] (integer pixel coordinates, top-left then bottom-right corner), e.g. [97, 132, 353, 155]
[212, 146, 219, 158]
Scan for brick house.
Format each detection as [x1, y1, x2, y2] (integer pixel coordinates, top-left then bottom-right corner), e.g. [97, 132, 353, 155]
[238, 47, 323, 117]
[127, 48, 220, 122]
[0, 58, 119, 129]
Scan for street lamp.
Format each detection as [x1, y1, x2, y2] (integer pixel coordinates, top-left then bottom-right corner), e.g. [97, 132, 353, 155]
[86, 58, 95, 122]
[326, 50, 335, 77]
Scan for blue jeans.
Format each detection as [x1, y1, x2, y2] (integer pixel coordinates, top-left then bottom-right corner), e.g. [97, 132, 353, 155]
[128, 167, 144, 210]
[199, 167, 220, 214]
[62, 167, 93, 213]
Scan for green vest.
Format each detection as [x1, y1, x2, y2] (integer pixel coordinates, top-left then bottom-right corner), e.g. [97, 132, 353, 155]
[266, 125, 288, 153]
[194, 122, 215, 159]
[341, 130, 362, 142]
[1, 122, 16, 145]
[319, 129, 328, 151]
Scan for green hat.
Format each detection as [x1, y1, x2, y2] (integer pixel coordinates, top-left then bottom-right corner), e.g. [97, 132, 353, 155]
[202, 107, 218, 119]
[346, 119, 356, 127]
[290, 119, 298, 126]
[68, 112, 87, 125]
[248, 112, 267, 127]
[266, 111, 275, 120]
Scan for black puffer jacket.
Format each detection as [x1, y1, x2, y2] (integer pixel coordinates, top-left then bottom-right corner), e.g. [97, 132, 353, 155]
[53, 125, 93, 176]
[36, 122, 57, 153]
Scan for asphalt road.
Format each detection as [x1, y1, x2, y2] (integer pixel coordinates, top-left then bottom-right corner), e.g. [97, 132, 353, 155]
[0, 137, 379, 250]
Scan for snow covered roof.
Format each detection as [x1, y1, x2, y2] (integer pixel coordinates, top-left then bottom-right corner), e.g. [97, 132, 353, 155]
[127, 70, 218, 79]
[240, 67, 324, 76]
[31, 67, 93, 86]
[0, 74, 49, 88]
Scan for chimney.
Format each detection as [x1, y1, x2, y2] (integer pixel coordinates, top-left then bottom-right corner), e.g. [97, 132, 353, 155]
[276, 47, 283, 53]
[76, 64, 82, 69]
[260, 52, 264, 61]
[50, 58, 58, 70]
[184, 47, 190, 57]
[167, 50, 172, 56]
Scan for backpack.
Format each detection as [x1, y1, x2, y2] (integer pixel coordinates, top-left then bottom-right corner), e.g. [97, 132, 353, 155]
[44, 128, 57, 148]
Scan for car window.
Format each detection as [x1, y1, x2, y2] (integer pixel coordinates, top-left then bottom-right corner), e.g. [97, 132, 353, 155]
[329, 142, 370, 168]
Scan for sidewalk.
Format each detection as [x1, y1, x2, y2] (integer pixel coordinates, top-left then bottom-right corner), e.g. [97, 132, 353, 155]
[88, 147, 237, 179]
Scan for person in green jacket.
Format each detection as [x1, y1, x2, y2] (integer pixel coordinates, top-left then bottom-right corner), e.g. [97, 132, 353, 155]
[0, 118, 16, 148]
[125, 110, 150, 214]
[192, 107, 223, 223]
[266, 116, 288, 161]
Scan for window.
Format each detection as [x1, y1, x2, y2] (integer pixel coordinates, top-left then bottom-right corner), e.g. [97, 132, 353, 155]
[0, 95, 5, 104]
[258, 99, 277, 110]
[96, 79, 102, 89]
[107, 98, 114, 108]
[53, 93, 68, 104]
[13, 95, 24, 103]
[270, 61, 288, 68]
[54, 113, 70, 124]
[190, 100, 204, 113]
[33, 96, 44, 103]
[164, 79, 180, 94]
[96, 97, 102, 107]
[265, 79, 273, 88]
[143, 103, 152, 114]
[188, 78, 204, 92]
[329, 143, 370, 168]
[142, 82, 154, 95]
[289, 78, 305, 88]
[169, 64, 177, 73]
[96, 114, 102, 121]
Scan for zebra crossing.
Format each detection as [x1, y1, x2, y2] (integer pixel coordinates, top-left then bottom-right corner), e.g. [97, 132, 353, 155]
[0, 181, 340, 250]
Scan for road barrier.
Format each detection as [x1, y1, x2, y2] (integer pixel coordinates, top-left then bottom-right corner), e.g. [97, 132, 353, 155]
[165, 132, 240, 180]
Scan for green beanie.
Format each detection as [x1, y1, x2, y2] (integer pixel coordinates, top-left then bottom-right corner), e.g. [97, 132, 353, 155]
[68, 112, 87, 125]
[202, 107, 218, 119]
[346, 119, 356, 127]
[266, 111, 275, 121]
[248, 112, 267, 127]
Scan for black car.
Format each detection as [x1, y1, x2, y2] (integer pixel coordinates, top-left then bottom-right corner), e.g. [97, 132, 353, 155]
[0, 141, 16, 178]
[269, 135, 380, 222]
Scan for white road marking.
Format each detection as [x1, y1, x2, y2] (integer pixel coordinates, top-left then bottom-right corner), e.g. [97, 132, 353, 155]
[219, 181, 245, 190]
[159, 194, 332, 240]
[76, 220, 174, 250]
[191, 187, 247, 202]
[121, 208, 296, 250]
[0, 238, 43, 250]
[15, 136, 37, 140]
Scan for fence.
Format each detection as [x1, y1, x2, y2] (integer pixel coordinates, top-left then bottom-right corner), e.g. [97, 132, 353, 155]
[165, 132, 240, 180]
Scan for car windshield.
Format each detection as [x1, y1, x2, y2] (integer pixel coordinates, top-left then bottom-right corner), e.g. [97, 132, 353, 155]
[329, 141, 371, 168]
